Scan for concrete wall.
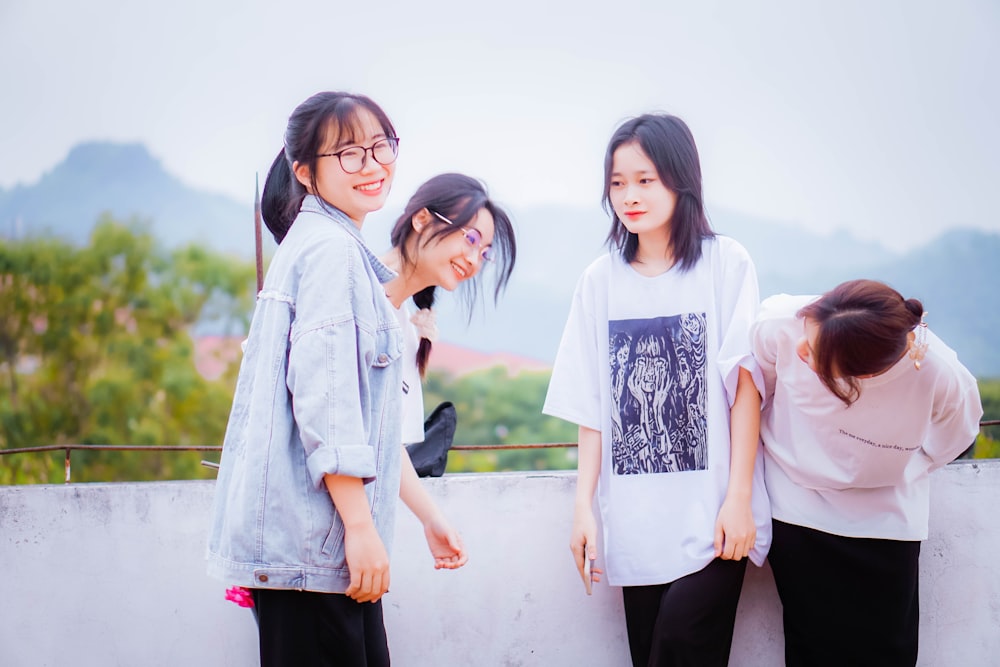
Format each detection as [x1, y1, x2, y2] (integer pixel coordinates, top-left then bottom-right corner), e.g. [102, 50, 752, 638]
[1, 461, 998, 666]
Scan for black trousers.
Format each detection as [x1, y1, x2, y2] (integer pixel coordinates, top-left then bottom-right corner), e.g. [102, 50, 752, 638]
[767, 520, 920, 667]
[251, 588, 390, 667]
[622, 557, 748, 667]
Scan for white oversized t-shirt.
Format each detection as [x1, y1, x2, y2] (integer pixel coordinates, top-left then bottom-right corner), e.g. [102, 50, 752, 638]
[752, 294, 983, 540]
[544, 236, 772, 586]
[394, 302, 426, 445]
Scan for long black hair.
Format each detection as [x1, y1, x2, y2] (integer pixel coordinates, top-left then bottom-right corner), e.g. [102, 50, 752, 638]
[603, 114, 715, 270]
[261, 91, 396, 244]
[390, 173, 517, 376]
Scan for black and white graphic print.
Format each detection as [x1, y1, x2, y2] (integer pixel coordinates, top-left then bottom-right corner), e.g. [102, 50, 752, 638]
[609, 313, 708, 475]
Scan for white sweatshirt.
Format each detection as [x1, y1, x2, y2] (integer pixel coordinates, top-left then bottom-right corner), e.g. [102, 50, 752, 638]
[752, 294, 983, 540]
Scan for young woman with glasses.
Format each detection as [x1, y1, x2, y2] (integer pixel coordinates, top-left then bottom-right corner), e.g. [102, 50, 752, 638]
[544, 113, 771, 666]
[377, 171, 516, 561]
[383, 172, 516, 377]
[206, 91, 463, 667]
[751, 279, 983, 666]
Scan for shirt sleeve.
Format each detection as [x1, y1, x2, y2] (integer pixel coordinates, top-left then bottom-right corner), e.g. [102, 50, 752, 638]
[750, 297, 784, 410]
[286, 235, 378, 487]
[924, 340, 984, 471]
[751, 294, 815, 410]
[543, 269, 602, 431]
[714, 240, 763, 407]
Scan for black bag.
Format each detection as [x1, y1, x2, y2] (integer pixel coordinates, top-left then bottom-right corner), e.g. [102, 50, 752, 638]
[405, 401, 456, 478]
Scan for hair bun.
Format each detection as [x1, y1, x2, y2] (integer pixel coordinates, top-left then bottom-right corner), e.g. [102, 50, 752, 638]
[903, 297, 924, 322]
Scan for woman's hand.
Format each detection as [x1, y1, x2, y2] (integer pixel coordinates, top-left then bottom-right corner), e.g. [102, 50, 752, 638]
[714, 494, 756, 561]
[343, 522, 391, 602]
[571, 505, 603, 592]
[423, 516, 468, 570]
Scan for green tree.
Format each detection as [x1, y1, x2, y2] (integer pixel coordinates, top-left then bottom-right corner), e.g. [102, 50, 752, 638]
[419, 370, 1000, 473]
[0, 217, 255, 483]
[974, 378, 1000, 459]
[422, 367, 578, 473]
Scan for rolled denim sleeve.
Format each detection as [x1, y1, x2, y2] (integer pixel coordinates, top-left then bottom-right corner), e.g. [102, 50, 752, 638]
[286, 236, 377, 487]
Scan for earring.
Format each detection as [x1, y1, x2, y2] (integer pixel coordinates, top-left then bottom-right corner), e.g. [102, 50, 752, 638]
[909, 313, 929, 370]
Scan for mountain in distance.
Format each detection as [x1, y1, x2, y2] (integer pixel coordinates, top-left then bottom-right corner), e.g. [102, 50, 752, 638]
[4, 141, 998, 377]
[0, 142, 255, 256]
[432, 203, 999, 377]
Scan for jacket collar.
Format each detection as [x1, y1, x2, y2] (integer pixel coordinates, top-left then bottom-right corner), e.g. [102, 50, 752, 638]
[299, 195, 397, 284]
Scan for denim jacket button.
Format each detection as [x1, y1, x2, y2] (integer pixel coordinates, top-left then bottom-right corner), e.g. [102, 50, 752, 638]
[258, 574, 269, 583]
[377, 353, 389, 364]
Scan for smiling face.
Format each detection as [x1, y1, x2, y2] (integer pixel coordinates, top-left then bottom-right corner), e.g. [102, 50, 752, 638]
[608, 141, 677, 240]
[413, 206, 496, 292]
[293, 109, 395, 227]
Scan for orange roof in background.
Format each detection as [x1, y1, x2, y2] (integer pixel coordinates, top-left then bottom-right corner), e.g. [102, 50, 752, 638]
[193, 335, 242, 381]
[426, 341, 551, 377]
[193, 336, 550, 381]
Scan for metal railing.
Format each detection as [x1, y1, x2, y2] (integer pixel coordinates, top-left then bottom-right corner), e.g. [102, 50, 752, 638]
[2, 421, 998, 483]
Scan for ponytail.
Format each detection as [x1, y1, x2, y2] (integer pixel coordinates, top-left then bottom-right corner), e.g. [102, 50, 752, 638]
[261, 148, 305, 244]
[411, 286, 437, 377]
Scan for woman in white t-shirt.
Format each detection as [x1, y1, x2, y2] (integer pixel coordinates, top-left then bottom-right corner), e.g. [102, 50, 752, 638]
[544, 114, 771, 667]
[751, 279, 983, 667]
[381, 172, 516, 538]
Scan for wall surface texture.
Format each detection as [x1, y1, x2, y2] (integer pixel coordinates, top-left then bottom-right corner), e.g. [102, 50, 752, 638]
[1, 461, 998, 666]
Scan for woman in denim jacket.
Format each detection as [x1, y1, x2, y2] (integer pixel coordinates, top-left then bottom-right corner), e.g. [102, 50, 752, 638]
[206, 91, 459, 666]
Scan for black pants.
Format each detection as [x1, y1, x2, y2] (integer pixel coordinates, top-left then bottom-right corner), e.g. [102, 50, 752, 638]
[251, 588, 390, 667]
[767, 520, 920, 667]
[622, 557, 748, 667]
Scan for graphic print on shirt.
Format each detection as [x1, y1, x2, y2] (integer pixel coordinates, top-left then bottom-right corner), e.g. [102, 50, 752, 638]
[609, 313, 708, 475]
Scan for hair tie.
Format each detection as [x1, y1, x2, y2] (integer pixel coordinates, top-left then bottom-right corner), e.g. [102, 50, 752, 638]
[410, 308, 438, 342]
[909, 312, 929, 370]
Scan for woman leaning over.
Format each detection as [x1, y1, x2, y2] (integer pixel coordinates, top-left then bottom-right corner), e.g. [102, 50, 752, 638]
[752, 279, 983, 667]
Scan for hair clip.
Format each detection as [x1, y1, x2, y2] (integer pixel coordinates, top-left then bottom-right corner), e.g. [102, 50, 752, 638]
[909, 312, 928, 370]
[410, 308, 438, 342]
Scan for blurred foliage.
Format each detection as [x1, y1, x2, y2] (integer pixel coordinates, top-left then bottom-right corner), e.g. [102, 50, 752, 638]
[974, 378, 1000, 459]
[2, 219, 996, 483]
[0, 217, 255, 484]
[424, 371, 1000, 472]
[422, 366, 578, 473]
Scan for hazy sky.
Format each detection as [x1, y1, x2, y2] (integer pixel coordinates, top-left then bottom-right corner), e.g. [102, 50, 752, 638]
[2, 0, 998, 252]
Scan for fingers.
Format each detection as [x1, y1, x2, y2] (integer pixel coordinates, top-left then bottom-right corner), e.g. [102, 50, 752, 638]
[445, 532, 468, 566]
[713, 520, 724, 558]
[572, 539, 599, 593]
[349, 568, 390, 603]
[718, 529, 757, 561]
[349, 572, 372, 602]
[434, 548, 469, 570]
[570, 536, 586, 573]
[344, 552, 390, 603]
[345, 569, 362, 599]
[428, 528, 468, 570]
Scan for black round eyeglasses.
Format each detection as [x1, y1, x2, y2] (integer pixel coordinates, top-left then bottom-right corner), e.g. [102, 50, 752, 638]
[317, 137, 400, 174]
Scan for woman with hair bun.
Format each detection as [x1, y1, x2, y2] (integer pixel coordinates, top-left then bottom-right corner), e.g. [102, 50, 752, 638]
[752, 278, 983, 667]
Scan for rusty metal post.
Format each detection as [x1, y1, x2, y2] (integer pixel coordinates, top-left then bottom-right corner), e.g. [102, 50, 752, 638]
[64, 448, 71, 483]
[254, 173, 264, 294]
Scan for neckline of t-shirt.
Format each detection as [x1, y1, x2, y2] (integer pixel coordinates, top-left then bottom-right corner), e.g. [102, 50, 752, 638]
[623, 258, 678, 279]
[856, 348, 919, 388]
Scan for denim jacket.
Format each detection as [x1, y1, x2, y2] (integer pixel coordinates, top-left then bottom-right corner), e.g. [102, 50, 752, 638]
[206, 196, 403, 593]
